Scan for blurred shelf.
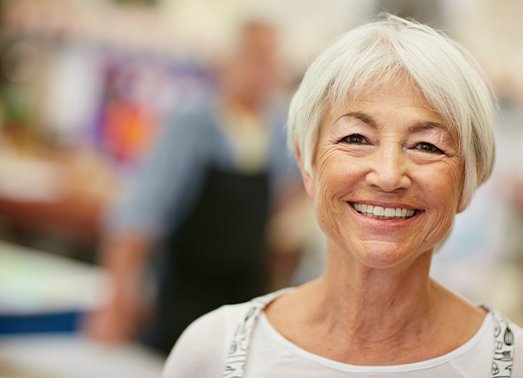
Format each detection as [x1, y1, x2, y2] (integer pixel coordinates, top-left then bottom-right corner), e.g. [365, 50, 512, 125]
[0, 147, 118, 244]
[0, 335, 164, 378]
[0, 240, 108, 318]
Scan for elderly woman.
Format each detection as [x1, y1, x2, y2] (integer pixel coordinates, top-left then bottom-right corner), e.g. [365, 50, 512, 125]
[162, 15, 522, 377]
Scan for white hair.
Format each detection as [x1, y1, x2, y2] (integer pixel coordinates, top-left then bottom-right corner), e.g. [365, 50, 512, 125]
[288, 15, 495, 209]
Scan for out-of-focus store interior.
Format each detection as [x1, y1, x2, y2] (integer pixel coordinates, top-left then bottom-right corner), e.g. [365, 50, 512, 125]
[0, 0, 522, 376]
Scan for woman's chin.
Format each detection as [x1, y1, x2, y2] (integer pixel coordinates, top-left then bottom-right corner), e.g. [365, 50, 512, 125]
[353, 240, 427, 270]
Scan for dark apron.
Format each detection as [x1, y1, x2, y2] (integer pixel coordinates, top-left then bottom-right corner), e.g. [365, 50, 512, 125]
[146, 167, 270, 354]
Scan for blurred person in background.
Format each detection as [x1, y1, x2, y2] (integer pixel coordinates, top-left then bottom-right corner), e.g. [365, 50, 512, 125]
[162, 15, 523, 377]
[86, 19, 303, 354]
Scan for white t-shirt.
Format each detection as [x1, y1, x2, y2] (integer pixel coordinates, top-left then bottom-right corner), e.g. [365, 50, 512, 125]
[162, 299, 523, 378]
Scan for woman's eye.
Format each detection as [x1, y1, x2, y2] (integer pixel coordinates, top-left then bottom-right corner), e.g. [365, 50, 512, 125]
[415, 142, 443, 154]
[341, 134, 368, 145]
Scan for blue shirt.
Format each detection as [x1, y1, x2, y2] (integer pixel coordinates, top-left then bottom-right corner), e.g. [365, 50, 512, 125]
[104, 97, 299, 241]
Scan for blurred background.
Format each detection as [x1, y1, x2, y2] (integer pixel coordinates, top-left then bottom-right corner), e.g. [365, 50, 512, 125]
[0, 0, 522, 376]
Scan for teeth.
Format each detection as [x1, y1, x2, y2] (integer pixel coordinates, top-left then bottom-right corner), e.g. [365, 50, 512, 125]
[352, 203, 416, 219]
[384, 208, 395, 217]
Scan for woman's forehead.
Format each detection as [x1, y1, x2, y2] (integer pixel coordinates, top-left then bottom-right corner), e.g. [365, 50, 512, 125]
[327, 77, 456, 129]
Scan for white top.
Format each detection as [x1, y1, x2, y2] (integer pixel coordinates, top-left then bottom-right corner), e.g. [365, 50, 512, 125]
[162, 299, 523, 378]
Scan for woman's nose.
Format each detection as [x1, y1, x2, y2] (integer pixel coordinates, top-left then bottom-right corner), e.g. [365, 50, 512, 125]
[365, 144, 411, 192]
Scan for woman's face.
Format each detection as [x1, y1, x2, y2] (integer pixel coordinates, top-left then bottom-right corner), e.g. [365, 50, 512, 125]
[301, 79, 464, 270]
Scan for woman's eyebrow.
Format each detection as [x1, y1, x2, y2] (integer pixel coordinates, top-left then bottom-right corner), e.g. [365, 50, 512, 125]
[409, 121, 448, 133]
[339, 113, 448, 134]
[340, 111, 378, 128]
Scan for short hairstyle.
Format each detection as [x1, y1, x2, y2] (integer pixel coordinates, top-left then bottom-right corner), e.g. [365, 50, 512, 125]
[288, 15, 495, 209]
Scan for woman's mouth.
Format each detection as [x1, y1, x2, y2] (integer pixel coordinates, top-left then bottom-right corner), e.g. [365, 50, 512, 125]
[351, 202, 417, 220]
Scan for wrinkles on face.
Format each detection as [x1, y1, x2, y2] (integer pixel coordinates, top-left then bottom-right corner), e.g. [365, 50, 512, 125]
[419, 156, 464, 245]
[313, 147, 354, 244]
[306, 80, 466, 270]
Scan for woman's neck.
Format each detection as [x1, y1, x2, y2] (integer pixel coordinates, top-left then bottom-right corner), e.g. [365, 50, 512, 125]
[317, 247, 436, 343]
[266, 244, 485, 365]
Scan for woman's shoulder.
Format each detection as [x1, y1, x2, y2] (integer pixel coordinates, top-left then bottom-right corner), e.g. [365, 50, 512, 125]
[161, 301, 252, 378]
[510, 319, 523, 358]
[507, 318, 523, 348]
[487, 309, 523, 376]
[161, 289, 294, 377]
[181, 300, 253, 339]
[505, 316, 523, 332]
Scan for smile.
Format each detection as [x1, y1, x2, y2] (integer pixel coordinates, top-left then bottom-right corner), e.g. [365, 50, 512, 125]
[351, 203, 417, 220]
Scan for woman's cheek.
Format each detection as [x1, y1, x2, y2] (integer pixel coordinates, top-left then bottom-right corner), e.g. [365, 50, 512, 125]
[418, 169, 462, 245]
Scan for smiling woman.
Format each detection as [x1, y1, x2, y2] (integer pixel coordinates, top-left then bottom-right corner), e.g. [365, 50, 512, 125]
[306, 78, 465, 270]
[161, 15, 521, 378]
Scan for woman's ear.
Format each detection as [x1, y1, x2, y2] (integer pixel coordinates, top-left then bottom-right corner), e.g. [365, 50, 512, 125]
[456, 181, 471, 213]
[295, 145, 315, 199]
[457, 193, 469, 213]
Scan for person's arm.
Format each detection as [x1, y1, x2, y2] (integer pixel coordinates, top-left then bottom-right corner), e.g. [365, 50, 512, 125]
[86, 232, 152, 343]
[85, 108, 208, 343]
